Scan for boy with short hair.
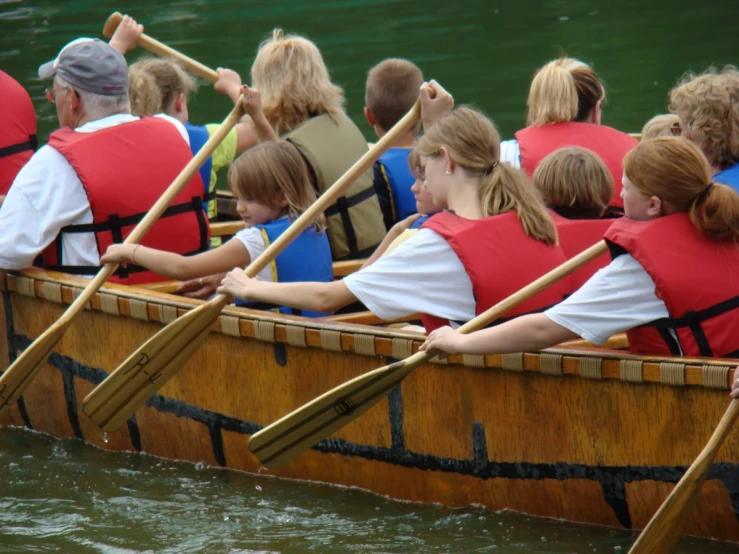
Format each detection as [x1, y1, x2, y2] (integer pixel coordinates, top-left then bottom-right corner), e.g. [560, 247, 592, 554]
[364, 58, 424, 230]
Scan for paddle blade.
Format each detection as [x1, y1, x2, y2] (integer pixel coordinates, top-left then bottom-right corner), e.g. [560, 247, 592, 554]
[628, 400, 739, 553]
[82, 297, 226, 431]
[248, 351, 430, 468]
[0, 322, 69, 416]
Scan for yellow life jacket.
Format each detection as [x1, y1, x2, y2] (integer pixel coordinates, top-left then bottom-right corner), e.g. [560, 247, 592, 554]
[284, 112, 385, 260]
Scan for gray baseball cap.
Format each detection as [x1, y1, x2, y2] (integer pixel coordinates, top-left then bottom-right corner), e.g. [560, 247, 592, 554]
[38, 38, 128, 96]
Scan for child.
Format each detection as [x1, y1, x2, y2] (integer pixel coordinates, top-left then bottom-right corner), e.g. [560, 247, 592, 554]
[532, 147, 616, 292]
[101, 139, 333, 318]
[109, 15, 264, 248]
[217, 82, 571, 332]
[422, 137, 739, 359]
[640, 114, 680, 140]
[362, 147, 439, 267]
[365, 58, 425, 230]
[213, 29, 386, 261]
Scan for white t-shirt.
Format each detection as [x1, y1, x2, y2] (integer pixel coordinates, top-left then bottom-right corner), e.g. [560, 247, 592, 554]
[500, 139, 521, 168]
[545, 254, 672, 346]
[343, 228, 475, 324]
[231, 225, 276, 283]
[0, 114, 188, 271]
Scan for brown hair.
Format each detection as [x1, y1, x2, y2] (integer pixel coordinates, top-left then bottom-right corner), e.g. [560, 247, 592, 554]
[227, 141, 324, 231]
[533, 147, 613, 219]
[623, 137, 739, 243]
[641, 114, 680, 140]
[669, 71, 739, 170]
[526, 58, 605, 127]
[128, 65, 163, 116]
[417, 107, 557, 244]
[365, 58, 424, 132]
[130, 57, 198, 114]
[250, 29, 345, 134]
[407, 145, 423, 180]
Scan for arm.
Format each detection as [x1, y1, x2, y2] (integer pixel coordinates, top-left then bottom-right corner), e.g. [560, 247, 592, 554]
[420, 313, 579, 356]
[240, 85, 278, 142]
[420, 79, 454, 130]
[218, 270, 357, 313]
[108, 15, 143, 55]
[361, 213, 421, 268]
[214, 68, 243, 104]
[101, 239, 250, 281]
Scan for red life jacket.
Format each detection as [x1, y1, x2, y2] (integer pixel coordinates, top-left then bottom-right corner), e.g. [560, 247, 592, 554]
[0, 70, 37, 195]
[41, 117, 209, 285]
[551, 213, 615, 293]
[420, 211, 570, 333]
[515, 122, 638, 212]
[604, 214, 739, 358]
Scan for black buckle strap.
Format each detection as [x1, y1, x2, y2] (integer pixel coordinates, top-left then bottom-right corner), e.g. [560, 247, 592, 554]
[0, 135, 37, 159]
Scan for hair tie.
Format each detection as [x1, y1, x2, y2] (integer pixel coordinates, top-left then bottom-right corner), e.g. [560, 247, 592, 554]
[484, 160, 499, 176]
[695, 182, 714, 204]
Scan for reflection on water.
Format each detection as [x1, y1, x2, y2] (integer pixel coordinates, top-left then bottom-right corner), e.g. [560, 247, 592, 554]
[1, 428, 736, 553]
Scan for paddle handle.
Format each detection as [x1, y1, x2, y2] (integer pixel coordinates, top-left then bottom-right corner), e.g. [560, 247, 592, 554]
[58, 99, 245, 325]
[103, 12, 219, 83]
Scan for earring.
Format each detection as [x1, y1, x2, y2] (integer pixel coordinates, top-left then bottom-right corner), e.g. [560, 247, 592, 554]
[445, 169, 452, 175]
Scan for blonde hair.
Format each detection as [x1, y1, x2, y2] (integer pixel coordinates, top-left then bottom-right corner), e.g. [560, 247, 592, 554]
[250, 29, 345, 134]
[407, 145, 423, 180]
[624, 137, 739, 243]
[533, 147, 613, 219]
[526, 57, 605, 127]
[669, 70, 739, 170]
[641, 114, 680, 140]
[130, 57, 198, 114]
[227, 141, 325, 231]
[128, 65, 162, 116]
[365, 58, 424, 132]
[417, 107, 557, 244]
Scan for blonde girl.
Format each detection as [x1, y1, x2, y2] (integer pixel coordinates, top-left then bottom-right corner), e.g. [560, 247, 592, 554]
[102, 141, 332, 317]
[218, 82, 571, 332]
[422, 137, 739, 359]
[500, 57, 637, 213]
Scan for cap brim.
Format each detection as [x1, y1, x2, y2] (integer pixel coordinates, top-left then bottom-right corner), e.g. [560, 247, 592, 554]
[38, 59, 57, 80]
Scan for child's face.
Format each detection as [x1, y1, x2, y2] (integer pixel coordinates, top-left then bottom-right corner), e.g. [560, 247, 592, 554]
[410, 175, 437, 215]
[236, 193, 282, 227]
[621, 173, 660, 221]
[420, 155, 451, 209]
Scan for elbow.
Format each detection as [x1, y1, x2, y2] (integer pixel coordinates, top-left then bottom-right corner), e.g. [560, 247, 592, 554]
[169, 259, 194, 282]
[313, 287, 347, 313]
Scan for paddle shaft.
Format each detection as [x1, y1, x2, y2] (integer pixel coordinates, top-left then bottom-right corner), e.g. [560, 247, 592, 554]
[82, 94, 430, 431]
[249, 240, 609, 467]
[103, 12, 218, 83]
[628, 399, 739, 553]
[0, 99, 244, 416]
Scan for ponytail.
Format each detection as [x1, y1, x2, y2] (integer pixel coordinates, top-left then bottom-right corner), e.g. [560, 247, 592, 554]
[689, 182, 739, 243]
[481, 162, 558, 245]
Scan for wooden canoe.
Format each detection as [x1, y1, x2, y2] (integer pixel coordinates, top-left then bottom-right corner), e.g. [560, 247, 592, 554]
[1, 268, 737, 544]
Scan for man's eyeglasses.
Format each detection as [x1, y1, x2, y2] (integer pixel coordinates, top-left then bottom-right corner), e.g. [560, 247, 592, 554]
[45, 86, 72, 104]
[671, 121, 682, 137]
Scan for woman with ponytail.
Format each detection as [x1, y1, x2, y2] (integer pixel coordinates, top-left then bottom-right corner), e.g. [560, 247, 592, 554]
[218, 82, 571, 333]
[501, 58, 637, 214]
[422, 137, 739, 359]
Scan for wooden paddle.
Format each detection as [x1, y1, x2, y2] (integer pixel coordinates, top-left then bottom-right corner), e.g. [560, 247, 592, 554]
[628, 399, 739, 553]
[248, 240, 609, 468]
[103, 12, 218, 83]
[81, 95, 430, 432]
[0, 100, 245, 417]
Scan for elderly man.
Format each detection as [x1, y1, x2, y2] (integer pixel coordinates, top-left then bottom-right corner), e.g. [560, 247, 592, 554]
[0, 38, 209, 284]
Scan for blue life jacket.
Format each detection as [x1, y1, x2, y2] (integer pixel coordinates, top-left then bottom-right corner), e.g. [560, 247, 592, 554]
[235, 217, 334, 318]
[373, 147, 417, 228]
[184, 122, 214, 203]
[714, 162, 739, 193]
[410, 214, 431, 229]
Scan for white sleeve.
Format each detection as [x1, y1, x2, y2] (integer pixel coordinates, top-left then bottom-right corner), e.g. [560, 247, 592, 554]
[499, 139, 521, 168]
[0, 146, 94, 270]
[343, 229, 477, 322]
[231, 227, 274, 282]
[545, 254, 669, 344]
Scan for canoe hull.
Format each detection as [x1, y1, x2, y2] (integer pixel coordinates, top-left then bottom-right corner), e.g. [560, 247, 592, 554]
[1, 269, 738, 543]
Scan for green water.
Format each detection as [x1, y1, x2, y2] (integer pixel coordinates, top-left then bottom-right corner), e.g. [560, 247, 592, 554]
[1, 428, 736, 554]
[2, 1, 739, 551]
